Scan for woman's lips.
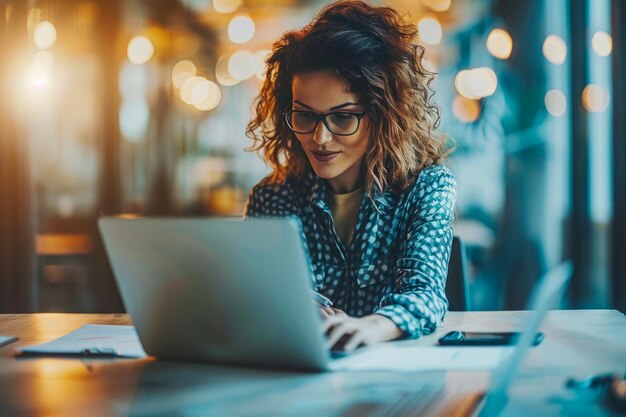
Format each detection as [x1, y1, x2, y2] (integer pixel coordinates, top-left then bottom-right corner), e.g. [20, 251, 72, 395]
[311, 150, 340, 162]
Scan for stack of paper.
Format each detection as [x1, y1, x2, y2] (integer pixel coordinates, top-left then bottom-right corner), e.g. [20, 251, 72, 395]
[18, 324, 147, 358]
[0, 336, 18, 348]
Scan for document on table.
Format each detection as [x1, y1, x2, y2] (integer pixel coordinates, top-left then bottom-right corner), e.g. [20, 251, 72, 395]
[330, 344, 512, 372]
[0, 336, 18, 348]
[18, 324, 147, 358]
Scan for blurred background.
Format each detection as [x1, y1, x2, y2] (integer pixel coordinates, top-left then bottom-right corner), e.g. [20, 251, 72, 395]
[0, 0, 624, 314]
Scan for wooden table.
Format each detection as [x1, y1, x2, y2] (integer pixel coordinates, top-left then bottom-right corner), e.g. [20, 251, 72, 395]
[1, 310, 625, 417]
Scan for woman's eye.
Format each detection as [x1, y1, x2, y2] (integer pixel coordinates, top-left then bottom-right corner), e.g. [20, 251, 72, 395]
[295, 112, 316, 122]
[331, 113, 353, 121]
[329, 113, 356, 127]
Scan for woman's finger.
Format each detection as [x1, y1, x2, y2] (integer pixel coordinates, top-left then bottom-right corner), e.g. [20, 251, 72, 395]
[331, 307, 347, 316]
[327, 321, 355, 349]
[316, 303, 334, 318]
[342, 331, 366, 352]
[322, 314, 343, 332]
[323, 306, 335, 315]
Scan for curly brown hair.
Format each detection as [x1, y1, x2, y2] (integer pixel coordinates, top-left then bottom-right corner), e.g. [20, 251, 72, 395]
[246, 0, 449, 193]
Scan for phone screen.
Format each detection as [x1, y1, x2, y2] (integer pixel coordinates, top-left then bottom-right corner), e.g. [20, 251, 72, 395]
[462, 332, 514, 341]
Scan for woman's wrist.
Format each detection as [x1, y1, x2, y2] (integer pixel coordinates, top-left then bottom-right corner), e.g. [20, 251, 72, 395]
[368, 313, 403, 342]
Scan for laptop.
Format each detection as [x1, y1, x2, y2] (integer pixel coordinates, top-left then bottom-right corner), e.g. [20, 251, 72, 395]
[99, 217, 331, 371]
[99, 217, 571, 381]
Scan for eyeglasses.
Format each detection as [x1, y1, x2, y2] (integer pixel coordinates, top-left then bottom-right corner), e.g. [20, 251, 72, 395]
[283, 110, 367, 136]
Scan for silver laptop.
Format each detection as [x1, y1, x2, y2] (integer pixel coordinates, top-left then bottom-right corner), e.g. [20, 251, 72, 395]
[99, 217, 571, 380]
[99, 217, 330, 371]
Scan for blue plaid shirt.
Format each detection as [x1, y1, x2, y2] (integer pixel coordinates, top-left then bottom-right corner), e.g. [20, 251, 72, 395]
[244, 164, 456, 338]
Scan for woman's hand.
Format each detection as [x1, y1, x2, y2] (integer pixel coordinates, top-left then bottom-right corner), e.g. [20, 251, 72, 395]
[323, 313, 403, 352]
[316, 303, 347, 319]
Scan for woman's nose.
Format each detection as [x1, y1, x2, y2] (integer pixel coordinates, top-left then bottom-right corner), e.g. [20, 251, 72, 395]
[312, 121, 333, 145]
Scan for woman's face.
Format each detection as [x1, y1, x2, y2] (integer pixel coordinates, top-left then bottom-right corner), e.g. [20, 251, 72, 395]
[291, 70, 369, 194]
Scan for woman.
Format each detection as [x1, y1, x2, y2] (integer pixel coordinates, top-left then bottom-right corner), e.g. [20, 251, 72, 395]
[244, 0, 456, 352]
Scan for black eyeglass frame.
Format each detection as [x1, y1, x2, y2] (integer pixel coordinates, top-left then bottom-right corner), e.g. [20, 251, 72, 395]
[282, 109, 367, 136]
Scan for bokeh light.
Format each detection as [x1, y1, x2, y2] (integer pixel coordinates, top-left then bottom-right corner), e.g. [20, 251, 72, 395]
[582, 84, 610, 112]
[592, 31, 612, 57]
[455, 70, 477, 100]
[455, 67, 497, 99]
[452, 96, 481, 123]
[57, 195, 76, 218]
[172, 60, 197, 89]
[254, 50, 270, 81]
[194, 81, 221, 111]
[182, 0, 211, 12]
[421, 0, 451, 12]
[545, 89, 567, 117]
[228, 51, 256, 81]
[180, 76, 205, 104]
[119, 100, 150, 142]
[418, 17, 443, 45]
[33, 21, 57, 50]
[216, 55, 240, 86]
[127, 35, 154, 65]
[486, 28, 513, 60]
[190, 78, 212, 105]
[119, 61, 148, 100]
[30, 72, 50, 89]
[543, 35, 567, 65]
[213, 0, 241, 13]
[466, 67, 498, 98]
[228, 15, 255, 44]
[33, 51, 54, 72]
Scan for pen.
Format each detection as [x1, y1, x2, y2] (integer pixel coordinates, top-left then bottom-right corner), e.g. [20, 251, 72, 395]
[310, 290, 333, 308]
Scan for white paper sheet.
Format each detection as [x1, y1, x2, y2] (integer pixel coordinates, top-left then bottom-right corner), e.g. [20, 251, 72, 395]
[0, 336, 18, 348]
[19, 324, 147, 358]
[330, 344, 512, 372]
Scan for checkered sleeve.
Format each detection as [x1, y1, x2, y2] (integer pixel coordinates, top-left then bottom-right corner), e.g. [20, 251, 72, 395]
[375, 166, 456, 338]
[243, 177, 290, 218]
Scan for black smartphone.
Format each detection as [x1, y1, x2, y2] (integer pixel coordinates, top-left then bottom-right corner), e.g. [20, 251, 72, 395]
[438, 330, 544, 346]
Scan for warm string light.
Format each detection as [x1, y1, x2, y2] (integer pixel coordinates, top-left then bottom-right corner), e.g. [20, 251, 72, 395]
[592, 31, 612, 57]
[213, 0, 241, 14]
[170, 60, 223, 111]
[26, 21, 57, 92]
[194, 81, 221, 111]
[215, 55, 240, 86]
[228, 51, 257, 81]
[172, 60, 196, 88]
[452, 96, 480, 123]
[418, 16, 443, 45]
[486, 28, 513, 60]
[119, 62, 150, 142]
[582, 84, 609, 113]
[422, 0, 451, 12]
[454, 67, 497, 100]
[33, 21, 57, 50]
[543, 35, 567, 65]
[254, 50, 270, 81]
[127, 35, 154, 64]
[121, 4, 614, 124]
[228, 15, 255, 44]
[545, 90, 566, 117]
